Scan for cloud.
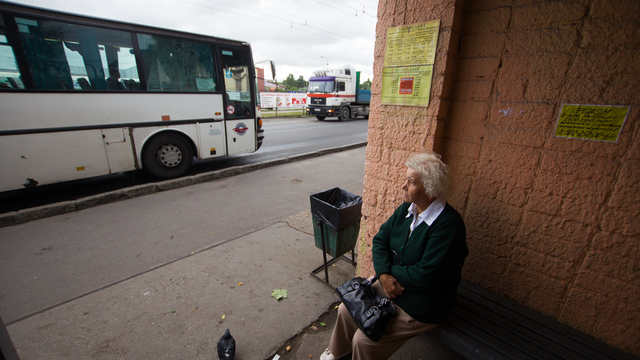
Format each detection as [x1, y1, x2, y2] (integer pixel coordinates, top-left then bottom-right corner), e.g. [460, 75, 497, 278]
[14, 0, 378, 82]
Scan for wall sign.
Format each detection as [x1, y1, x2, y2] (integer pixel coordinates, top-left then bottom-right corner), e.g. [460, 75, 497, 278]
[381, 20, 440, 107]
[554, 104, 630, 143]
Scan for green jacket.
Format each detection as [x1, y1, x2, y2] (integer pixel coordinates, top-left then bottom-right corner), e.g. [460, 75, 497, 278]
[372, 202, 468, 324]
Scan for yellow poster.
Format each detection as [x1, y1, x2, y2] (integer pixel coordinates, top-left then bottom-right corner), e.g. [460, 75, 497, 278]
[381, 66, 433, 106]
[381, 20, 440, 107]
[554, 104, 630, 143]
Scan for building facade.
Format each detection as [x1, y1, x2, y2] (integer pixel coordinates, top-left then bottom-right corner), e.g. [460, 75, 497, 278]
[359, 0, 639, 356]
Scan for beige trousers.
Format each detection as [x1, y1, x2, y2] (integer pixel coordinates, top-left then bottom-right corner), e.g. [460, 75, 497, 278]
[328, 281, 438, 360]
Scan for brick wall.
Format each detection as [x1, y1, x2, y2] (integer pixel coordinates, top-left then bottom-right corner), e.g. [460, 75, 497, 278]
[360, 0, 639, 356]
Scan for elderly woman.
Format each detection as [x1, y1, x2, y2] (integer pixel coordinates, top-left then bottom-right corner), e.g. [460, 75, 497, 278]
[321, 152, 468, 360]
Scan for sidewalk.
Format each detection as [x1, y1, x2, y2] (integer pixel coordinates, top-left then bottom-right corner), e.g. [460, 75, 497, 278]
[1, 146, 463, 360]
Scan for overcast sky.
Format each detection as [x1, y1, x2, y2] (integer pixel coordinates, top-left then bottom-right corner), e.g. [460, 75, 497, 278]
[11, 0, 379, 83]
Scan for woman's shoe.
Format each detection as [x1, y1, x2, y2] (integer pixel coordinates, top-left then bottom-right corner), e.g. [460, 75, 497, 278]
[320, 348, 336, 360]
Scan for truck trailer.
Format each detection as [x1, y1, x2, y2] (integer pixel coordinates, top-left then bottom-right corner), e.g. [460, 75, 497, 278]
[306, 66, 371, 121]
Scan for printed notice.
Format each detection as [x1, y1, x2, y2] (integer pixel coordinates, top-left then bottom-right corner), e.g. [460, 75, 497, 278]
[554, 104, 630, 143]
[382, 66, 433, 106]
[381, 20, 440, 106]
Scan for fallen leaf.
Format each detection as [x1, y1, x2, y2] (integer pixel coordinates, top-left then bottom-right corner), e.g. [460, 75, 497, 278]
[271, 289, 288, 300]
[286, 346, 291, 352]
[238, 282, 244, 286]
[222, 314, 226, 320]
[308, 354, 313, 359]
[310, 326, 318, 331]
[320, 322, 326, 327]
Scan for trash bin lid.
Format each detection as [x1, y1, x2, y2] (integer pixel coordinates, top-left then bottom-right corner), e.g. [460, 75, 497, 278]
[310, 187, 362, 230]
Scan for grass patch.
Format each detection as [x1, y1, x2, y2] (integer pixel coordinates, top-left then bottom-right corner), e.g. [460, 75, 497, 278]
[261, 109, 307, 118]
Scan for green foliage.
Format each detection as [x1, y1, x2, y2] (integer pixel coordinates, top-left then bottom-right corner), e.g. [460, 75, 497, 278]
[282, 73, 308, 91]
[296, 75, 308, 89]
[361, 78, 372, 90]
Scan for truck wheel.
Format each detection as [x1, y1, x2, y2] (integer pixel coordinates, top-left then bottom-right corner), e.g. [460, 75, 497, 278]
[339, 107, 350, 121]
[316, 116, 326, 121]
[142, 132, 194, 179]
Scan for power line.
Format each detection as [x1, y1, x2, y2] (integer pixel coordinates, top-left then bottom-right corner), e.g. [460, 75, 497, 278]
[325, 0, 376, 19]
[175, 0, 345, 41]
[305, 0, 376, 23]
[230, 0, 352, 39]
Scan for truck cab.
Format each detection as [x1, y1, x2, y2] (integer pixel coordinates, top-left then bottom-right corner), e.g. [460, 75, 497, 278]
[306, 66, 369, 121]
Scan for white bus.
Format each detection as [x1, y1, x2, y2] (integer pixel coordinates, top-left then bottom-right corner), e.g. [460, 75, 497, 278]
[0, 1, 264, 192]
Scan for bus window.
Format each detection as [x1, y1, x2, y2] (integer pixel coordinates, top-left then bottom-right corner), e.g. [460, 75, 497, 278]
[220, 48, 253, 119]
[137, 34, 217, 92]
[11, 17, 138, 91]
[102, 46, 138, 90]
[0, 31, 24, 89]
[14, 17, 73, 89]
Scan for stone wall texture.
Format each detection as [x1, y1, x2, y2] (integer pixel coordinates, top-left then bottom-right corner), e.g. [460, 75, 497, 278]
[359, 0, 639, 356]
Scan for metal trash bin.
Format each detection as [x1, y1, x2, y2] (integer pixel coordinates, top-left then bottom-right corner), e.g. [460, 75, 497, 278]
[309, 187, 362, 284]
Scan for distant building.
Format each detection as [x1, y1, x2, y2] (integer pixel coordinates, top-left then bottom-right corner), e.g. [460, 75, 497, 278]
[263, 81, 284, 92]
[256, 67, 265, 92]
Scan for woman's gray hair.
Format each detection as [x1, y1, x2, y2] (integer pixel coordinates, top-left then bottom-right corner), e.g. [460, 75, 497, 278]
[406, 153, 449, 198]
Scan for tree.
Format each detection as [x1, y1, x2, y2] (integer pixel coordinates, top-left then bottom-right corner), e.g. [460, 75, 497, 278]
[281, 74, 308, 91]
[361, 78, 372, 90]
[282, 74, 297, 90]
[296, 75, 308, 90]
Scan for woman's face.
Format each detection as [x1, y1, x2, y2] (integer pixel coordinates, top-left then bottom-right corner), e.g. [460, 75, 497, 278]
[402, 167, 429, 204]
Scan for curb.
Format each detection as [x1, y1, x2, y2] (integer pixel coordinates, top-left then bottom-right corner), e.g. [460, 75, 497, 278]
[0, 142, 367, 228]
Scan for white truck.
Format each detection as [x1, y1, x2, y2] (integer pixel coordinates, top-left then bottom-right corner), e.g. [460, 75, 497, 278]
[305, 66, 371, 121]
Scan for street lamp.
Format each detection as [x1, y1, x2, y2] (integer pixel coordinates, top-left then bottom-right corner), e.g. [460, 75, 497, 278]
[320, 56, 328, 66]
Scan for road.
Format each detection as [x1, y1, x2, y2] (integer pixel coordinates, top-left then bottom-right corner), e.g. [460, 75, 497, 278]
[0, 146, 367, 326]
[0, 117, 368, 213]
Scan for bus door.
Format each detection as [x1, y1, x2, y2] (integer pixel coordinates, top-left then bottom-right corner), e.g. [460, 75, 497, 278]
[219, 46, 256, 156]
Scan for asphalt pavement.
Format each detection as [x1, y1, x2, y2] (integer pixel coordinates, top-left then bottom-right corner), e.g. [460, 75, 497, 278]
[0, 144, 464, 360]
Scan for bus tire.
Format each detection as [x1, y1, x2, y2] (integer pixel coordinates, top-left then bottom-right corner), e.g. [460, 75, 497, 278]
[142, 132, 194, 179]
[316, 116, 326, 121]
[338, 107, 350, 121]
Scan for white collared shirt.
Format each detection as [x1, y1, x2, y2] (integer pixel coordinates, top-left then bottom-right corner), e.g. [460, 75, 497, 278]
[406, 197, 446, 235]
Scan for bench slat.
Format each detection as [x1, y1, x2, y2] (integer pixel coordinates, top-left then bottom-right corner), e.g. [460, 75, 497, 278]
[458, 281, 633, 360]
[431, 322, 518, 360]
[453, 298, 574, 360]
[427, 279, 638, 360]
[440, 310, 539, 360]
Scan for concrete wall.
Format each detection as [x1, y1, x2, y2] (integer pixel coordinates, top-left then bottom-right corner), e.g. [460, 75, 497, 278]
[359, 0, 639, 356]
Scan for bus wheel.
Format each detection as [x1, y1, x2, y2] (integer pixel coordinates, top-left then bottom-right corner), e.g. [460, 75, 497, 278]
[143, 133, 194, 179]
[338, 107, 350, 121]
[316, 116, 326, 121]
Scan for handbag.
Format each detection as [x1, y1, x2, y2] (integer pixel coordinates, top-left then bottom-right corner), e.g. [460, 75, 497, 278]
[335, 276, 395, 342]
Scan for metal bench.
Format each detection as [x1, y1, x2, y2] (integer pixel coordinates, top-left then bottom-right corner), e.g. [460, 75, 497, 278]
[430, 279, 638, 360]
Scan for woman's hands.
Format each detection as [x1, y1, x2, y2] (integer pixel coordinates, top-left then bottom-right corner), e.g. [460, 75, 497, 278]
[379, 273, 404, 299]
